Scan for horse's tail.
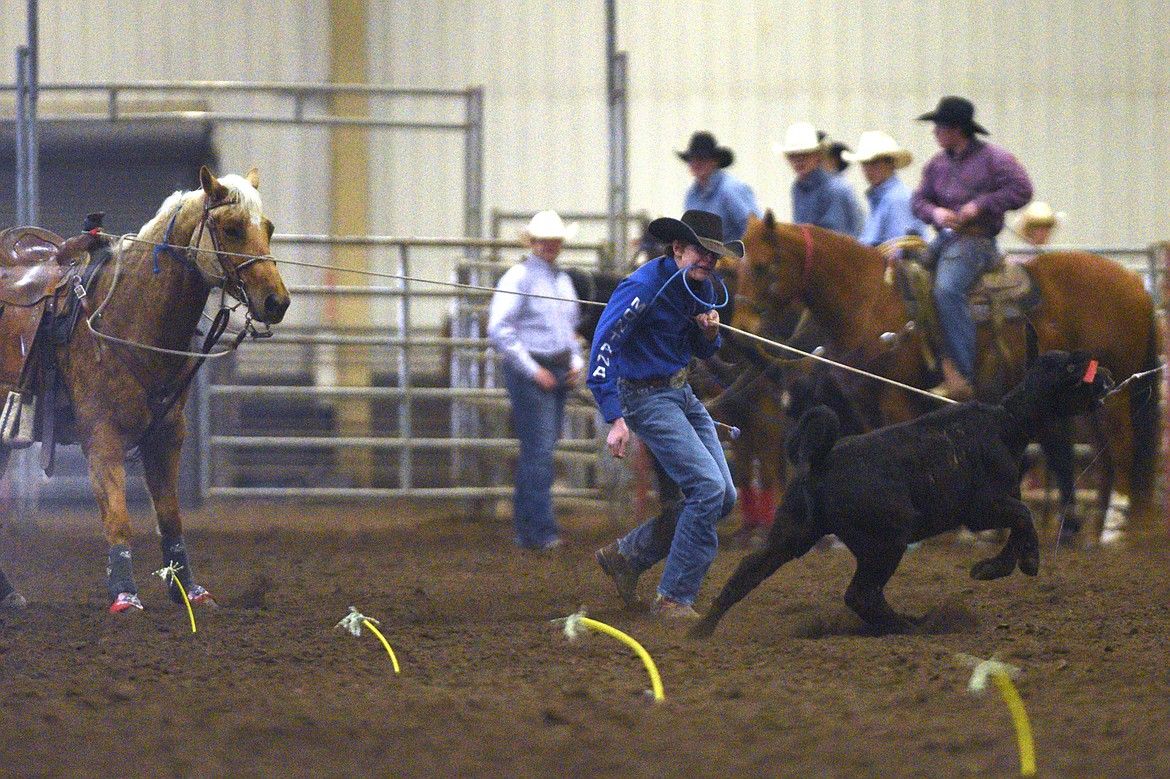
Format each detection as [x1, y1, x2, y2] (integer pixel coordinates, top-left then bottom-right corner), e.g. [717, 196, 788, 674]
[1127, 316, 1161, 514]
[785, 404, 840, 475]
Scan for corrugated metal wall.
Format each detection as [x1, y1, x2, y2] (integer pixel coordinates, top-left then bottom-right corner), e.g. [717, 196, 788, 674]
[0, 0, 332, 301]
[3, 0, 1167, 249]
[369, 0, 1169, 248]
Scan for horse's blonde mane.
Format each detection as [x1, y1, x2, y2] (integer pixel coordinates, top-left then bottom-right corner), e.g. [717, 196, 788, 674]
[134, 174, 264, 242]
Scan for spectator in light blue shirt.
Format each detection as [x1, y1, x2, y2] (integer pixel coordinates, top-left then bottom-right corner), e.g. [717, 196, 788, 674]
[777, 122, 865, 238]
[679, 131, 761, 242]
[487, 210, 584, 552]
[843, 130, 926, 246]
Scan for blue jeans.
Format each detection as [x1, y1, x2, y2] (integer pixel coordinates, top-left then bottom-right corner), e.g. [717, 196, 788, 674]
[932, 234, 997, 379]
[616, 383, 737, 606]
[502, 361, 568, 548]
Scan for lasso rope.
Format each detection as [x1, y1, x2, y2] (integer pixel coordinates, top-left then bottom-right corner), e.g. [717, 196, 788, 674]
[100, 231, 1166, 408]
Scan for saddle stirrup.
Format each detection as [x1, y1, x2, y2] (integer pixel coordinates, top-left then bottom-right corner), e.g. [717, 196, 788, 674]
[0, 391, 35, 448]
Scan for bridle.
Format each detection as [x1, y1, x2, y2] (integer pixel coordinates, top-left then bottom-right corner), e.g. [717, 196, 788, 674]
[90, 192, 275, 362]
[155, 193, 272, 315]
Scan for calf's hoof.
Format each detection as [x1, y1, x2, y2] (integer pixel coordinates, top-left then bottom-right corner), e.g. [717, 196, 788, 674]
[109, 592, 144, 614]
[875, 614, 916, 635]
[1018, 549, 1040, 577]
[688, 616, 718, 639]
[970, 556, 1015, 581]
[2, 591, 28, 611]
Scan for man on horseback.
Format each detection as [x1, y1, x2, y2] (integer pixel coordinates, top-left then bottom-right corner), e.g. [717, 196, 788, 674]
[912, 96, 1033, 401]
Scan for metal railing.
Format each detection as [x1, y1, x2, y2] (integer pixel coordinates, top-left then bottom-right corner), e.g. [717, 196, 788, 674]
[0, 80, 486, 238]
[194, 234, 622, 505]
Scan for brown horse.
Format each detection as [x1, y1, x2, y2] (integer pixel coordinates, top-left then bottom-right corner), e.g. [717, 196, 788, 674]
[0, 167, 290, 612]
[733, 212, 1160, 537]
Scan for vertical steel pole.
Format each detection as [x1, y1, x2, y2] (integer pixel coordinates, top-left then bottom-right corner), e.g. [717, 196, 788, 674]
[464, 88, 484, 239]
[605, 0, 628, 273]
[397, 244, 413, 490]
[25, 0, 40, 226]
[15, 49, 29, 227]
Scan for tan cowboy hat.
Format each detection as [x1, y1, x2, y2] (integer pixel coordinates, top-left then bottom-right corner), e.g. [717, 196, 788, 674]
[773, 122, 824, 155]
[842, 131, 913, 168]
[522, 210, 578, 241]
[647, 209, 745, 260]
[1014, 201, 1063, 231]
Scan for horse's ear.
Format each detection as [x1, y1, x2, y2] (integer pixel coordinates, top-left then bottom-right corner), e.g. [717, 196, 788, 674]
[246, 167, 261, 190]
[200, 165, 229, 202]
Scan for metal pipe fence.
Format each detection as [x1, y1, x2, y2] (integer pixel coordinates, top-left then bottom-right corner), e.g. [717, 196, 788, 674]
[194, 234, 627, 510]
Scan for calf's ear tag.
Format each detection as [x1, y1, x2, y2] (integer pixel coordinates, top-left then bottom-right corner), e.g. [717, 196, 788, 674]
[1082, 360, 1098, 383]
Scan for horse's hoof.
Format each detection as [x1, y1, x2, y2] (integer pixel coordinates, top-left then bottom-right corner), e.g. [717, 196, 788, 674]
[187, 585, 218, 608]
[109, 593, 143, 613]
[2, 591, 28, 611]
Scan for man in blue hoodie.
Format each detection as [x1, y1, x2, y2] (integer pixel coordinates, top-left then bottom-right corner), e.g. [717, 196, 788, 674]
[588, 210, 740, 620]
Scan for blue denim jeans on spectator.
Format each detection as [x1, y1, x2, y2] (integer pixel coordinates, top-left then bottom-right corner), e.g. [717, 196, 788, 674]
[615, 383, 736, 606]
[932, 233, 998, 380]
[502, 361, 568, 548]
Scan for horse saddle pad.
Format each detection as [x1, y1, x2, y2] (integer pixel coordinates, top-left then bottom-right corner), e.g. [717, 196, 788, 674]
[0, 227, 71, 306]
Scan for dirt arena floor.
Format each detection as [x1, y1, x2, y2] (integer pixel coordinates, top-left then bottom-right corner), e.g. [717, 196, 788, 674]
[1, 500, 1167, 778]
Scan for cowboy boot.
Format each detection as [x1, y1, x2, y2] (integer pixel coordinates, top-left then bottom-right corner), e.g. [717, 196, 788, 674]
[931, 358, 974, 401]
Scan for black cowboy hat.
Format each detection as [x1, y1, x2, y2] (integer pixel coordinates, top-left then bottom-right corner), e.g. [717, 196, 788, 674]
[647, 209, 745, 260]
[677, 131, 734, 168]
[917, 96, 989, 135]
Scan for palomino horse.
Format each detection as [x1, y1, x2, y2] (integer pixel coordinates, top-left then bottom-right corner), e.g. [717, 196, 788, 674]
[0, 167, 290, 612]
[733, 212, 1160, 538]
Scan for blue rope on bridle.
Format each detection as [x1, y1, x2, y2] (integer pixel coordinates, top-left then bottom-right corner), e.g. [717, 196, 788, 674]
[152, 206, 186, 274]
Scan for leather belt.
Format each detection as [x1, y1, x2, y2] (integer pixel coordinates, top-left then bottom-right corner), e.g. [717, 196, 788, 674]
[619, 367, 689, 391]
[532, 350, 572, 370]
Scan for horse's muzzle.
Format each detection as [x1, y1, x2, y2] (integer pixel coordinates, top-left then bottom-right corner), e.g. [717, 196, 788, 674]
[262, 292, 290, 324]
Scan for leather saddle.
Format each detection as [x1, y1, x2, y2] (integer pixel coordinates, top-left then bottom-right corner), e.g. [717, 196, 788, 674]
[0, 220, 110, 473]
[0, 227, 74, 306]
[879, 236, 1041, 372]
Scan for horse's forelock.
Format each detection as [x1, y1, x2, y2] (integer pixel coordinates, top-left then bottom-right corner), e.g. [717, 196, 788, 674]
[216, 174, 264, 224]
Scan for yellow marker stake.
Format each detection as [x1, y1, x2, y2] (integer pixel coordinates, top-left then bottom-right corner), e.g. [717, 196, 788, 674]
[336, 607, 400, 674]
[361, 618, 401, 674]
[152, 565, 197, 634]
[558, 610, 664, 702]
[957, 653, 1037, 777]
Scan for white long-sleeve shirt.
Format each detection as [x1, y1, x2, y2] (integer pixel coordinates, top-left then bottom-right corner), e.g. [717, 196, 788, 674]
[487, 254, 583, 378]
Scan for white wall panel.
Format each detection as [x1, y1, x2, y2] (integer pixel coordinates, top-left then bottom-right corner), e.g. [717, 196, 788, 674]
[3, 0, 1168, 251]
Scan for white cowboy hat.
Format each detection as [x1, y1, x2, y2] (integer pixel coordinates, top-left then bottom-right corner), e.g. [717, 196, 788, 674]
[842, 131, 913, 168]
[772, 122, 824, 155]
[522, 210, 578, 241]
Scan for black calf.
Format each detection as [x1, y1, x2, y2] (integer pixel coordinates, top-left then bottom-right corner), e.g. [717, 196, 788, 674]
[692, 350, 1113, 637]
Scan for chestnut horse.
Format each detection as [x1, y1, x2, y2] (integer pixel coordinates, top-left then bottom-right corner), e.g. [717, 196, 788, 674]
[733, 212, 1160, 537]
[0, 167, 290, 612]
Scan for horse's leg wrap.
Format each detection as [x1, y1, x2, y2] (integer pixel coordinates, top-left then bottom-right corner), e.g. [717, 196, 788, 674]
[161, 534, 196, 604]
[106, 544, 137, 599]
